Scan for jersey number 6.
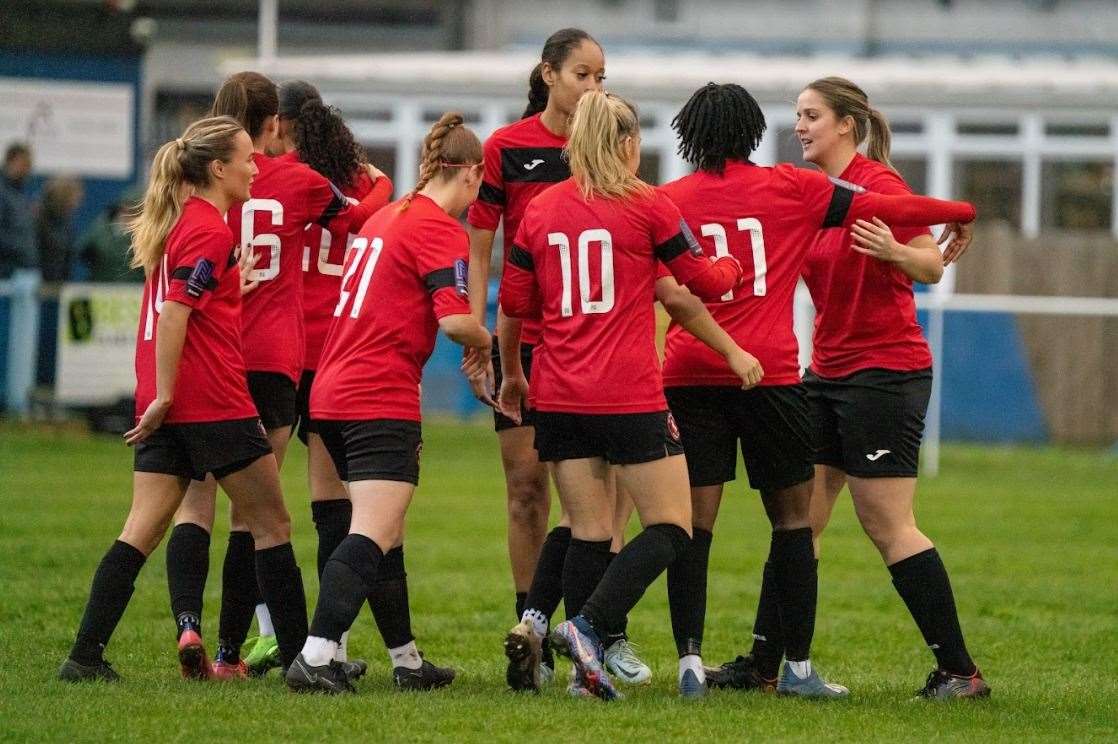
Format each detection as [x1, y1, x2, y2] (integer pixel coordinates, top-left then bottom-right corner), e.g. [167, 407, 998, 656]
[240, 198, 284, 282]
[548, 228, 615, 318]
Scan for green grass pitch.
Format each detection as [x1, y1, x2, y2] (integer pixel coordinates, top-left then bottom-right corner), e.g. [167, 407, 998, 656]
[1, 421, 1115, 742]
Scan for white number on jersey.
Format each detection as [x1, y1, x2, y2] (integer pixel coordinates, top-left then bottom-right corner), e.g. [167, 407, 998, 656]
[547, 228, 616, 318]
[240, 198, 284, 282]
[142, 255, 170, 341]
[334, 236, 384, 318]
[699, 218, 767, 301]
[303, 196, 358, 276]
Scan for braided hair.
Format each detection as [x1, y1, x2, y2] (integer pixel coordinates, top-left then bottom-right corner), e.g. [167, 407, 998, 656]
[672, 82, 766, 175]
[279, 80, 367, 190]
[402, 111, 482, 208]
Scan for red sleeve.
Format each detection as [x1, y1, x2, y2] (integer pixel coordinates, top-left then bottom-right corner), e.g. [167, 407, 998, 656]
[649, 191, 742, 299]
[863, 170, 930, 245]
[498, 218, 541, 319]
[415, 219, 472, 319]
[343, 175, 393, 233]
[466, 134, 504, 231]
[794, 167, 975, 230]
[166, 227, 235, 310]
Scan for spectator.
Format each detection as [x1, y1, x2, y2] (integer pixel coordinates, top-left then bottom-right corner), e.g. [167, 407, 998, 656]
[37, 176, 84, 283]
[79, 193, 143, 282]
[0, 142, 36, 279]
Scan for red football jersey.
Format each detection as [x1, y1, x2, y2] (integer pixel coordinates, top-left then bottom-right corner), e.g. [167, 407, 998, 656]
[500, 179, 724, 414]
[135, 197, 257, 424]
[660, 160, 866, 387]
[466, 113, 570, 345]
[803, 154, 934, 377]
[311, 194, 472, 422]
[228, 152, 379, 382]
[302, 169, 393, 371]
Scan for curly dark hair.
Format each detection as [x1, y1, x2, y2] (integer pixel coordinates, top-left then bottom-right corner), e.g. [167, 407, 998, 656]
[672, 82, 766, 175]
[280, 80, 367, 189]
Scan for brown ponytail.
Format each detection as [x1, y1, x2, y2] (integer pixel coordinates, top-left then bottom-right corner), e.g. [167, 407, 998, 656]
[211, 71, 278, 141]
[128, 116, 244, 273]
[804, 76, 894, 169]
[402, 111, 482, 209]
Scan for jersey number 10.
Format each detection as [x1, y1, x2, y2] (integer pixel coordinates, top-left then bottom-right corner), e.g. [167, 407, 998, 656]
[548, 229, 614, 318]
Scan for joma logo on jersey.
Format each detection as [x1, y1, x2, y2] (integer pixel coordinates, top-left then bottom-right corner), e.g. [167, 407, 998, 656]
[523, 158, 545, 171]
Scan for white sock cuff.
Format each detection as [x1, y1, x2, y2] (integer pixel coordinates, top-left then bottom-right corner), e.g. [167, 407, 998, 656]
[302, 636, 338, 667]
[255, 603, 275, 637]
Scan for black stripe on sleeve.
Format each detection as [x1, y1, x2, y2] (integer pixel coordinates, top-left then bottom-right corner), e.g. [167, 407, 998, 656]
[424, 267, 456, 294]
[314, 182, 349, 227]
[507, 244, 534, 271]
[653, 232, 691, 263]
[821, 183, 857, 229]
[479, 182, 506, 206]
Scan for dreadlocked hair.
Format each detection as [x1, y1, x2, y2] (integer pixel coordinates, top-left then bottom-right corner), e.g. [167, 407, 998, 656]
[672, 82, 766, 175]
[402, 111, 482, 209]
[805, 76, 893, 169]
[566, 91, 651, 201]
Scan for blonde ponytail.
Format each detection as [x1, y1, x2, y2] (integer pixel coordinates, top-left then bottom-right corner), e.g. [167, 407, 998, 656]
[128, 116, 244, 273]
[566, 91, 651, 200]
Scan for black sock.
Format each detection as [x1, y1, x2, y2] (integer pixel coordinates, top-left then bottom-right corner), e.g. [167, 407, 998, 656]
[582, 524, 690, 638]
[217, 531, 257, 662]
[368, 545, 414, 649]
[70, 540, 146, 665]
[769, 527, 817, 663]
[309, 534, 383, 644]
[750, 560, 784, 678]
[603, 551, 629, 646]
[515, 592, 527, 620]
[166, 523, 210, 637]
[561, 537, 613, 622]
[668, 527, 713, 657]
[255, 542, 308, 670]
[524, 526, 571, 621]
[311, 499, 352, 578]
[889, 548, 976, 676]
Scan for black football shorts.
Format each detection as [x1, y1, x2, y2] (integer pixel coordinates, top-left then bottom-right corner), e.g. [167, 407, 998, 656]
[247, 371, 298, 431]
[804, 367, 933, 478]
[316, 419, 423, 485]
[533, 410, 685, 465]
[133, 417, 272, 481]
[665, 384, 815, 493]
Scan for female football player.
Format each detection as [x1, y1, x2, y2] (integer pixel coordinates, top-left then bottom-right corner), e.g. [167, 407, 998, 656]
[228, 80, 396, 678]
[164, 71, 387, 680]
[798, 77, 988, 700]
[285, 112, 491, 694]
[657, 82, 978, 698]
[467, 29, 652, 687]
[498, 91, 748, 700]
[58, 117, 308, 682]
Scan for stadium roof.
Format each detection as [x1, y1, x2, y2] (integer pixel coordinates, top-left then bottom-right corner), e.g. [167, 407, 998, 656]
[222, 51, 1118, 109]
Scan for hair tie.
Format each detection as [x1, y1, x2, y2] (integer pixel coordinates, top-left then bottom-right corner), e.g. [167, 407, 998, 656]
[175, 137, 186, 151]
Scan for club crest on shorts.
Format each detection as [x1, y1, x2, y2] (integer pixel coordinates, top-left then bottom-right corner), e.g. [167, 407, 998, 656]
[257, 420, 267, 437]
[666, 412, 681, 442]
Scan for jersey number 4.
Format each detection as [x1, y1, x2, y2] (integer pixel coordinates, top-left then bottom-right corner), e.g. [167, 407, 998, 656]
[548, 229, 614, 317]
[334, 236, 383, 318]
[700, 218, 766, 301]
